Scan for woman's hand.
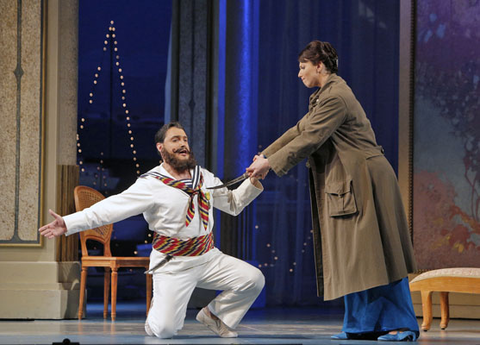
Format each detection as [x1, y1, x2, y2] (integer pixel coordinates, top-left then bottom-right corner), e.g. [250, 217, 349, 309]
[38, 209, 67, 239]
[247, 155, 271, 179]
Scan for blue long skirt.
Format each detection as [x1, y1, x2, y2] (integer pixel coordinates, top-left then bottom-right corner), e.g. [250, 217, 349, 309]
[342, 277, 419, 337]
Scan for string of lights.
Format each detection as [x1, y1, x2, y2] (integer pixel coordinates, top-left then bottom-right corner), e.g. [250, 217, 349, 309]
[257, 227, 314, 274]
[77, 20, 141, 193]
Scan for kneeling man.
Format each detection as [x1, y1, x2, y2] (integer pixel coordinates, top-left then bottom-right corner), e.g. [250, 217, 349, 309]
[39, 121, 264, 338]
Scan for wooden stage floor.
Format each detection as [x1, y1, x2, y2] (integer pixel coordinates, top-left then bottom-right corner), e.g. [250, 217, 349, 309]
[1, 301, 479, 344]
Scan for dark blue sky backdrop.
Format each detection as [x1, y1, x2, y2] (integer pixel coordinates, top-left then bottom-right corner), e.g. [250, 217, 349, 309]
[78, 0, 171, 164]
[76, 1, 173, 279]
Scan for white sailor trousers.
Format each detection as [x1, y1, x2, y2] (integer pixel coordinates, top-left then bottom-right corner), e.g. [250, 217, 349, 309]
[145, 251, 265, 338]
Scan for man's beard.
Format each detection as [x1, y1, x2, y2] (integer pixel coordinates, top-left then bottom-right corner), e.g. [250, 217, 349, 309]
[161, 146, 197, 172]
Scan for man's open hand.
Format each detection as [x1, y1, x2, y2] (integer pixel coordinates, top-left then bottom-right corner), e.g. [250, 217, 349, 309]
[39, 209, 67, 239]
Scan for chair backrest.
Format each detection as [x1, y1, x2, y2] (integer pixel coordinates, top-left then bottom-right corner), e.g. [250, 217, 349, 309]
[74, 185, 113, 257]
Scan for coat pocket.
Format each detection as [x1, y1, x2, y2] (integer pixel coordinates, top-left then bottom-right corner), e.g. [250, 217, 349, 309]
[324, 180, 358, 217]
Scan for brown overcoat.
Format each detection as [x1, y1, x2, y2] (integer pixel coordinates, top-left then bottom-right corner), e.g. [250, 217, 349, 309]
[263, 74, 417, 300]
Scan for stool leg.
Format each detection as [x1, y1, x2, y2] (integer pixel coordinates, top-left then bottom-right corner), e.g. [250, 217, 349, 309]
[420, 290, 433, 332]
[440, 292, 450, 330]
[78, 266, 88, 320]
[111, 268, 118, 321]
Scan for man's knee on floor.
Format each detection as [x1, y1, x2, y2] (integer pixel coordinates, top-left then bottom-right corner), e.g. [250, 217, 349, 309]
[147, 319, 177, 339]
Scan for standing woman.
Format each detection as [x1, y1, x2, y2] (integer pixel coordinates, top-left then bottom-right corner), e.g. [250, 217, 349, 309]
[247, 41, 419, 341]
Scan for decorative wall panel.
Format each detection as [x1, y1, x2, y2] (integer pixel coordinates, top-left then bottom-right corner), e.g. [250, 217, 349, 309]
[413, 0, 480, 268]
[0, 0, 44, 246]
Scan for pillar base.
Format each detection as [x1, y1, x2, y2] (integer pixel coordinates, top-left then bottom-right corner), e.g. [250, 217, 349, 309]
[0, 261, 81, 319]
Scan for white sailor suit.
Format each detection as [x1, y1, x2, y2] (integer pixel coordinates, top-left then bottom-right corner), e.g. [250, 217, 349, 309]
[63, 164, 264, 338]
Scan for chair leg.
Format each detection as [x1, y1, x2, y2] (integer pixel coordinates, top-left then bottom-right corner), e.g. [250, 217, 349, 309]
[440, 292, 450, 330]
[111, 268, 118, 321]
[104, 268, 111, 319]
[420, 290, 433, 332]
[78, 266, 88, 320]
[146, 273, 152, 316]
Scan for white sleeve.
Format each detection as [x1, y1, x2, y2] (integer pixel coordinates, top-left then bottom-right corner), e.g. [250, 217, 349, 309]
[211, 177, 263, 216]
[63, 178, 154, 236]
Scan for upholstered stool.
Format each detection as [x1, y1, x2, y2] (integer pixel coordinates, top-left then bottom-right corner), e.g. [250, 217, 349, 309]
[409, 268, 480, 331]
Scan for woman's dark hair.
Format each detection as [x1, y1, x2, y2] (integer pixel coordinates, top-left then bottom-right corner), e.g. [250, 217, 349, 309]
[155, 121, 186, 144]
[298, 40, 339, 74]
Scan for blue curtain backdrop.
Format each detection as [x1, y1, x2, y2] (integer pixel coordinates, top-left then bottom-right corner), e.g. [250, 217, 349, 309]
[220, 0, 400, 306]
[77, 0, 401, 306]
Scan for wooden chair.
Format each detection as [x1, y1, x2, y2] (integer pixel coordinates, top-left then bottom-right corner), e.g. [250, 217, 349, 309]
[74, 185, 152, 321]
[410, 268, 480, 331]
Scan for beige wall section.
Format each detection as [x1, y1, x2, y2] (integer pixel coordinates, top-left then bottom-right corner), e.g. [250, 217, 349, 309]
[0, 1, 17, 241]
[18, 0, 43, 241]
[0, 0, 43, 243]
[57, 0, 80, 166]
[0, 0, 80, 319]
[411, 292, 480, 320]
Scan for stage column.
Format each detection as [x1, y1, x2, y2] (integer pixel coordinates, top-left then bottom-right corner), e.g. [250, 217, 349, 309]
[167, 0, 218, 308]
[168, 0, 214, 168]
[0, 0, 80, 319]
[219, 0, 259, 261]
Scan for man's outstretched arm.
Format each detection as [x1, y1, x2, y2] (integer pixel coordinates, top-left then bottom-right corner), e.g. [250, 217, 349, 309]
[211, 176, 263, 216]
[39, 209, 67, 239]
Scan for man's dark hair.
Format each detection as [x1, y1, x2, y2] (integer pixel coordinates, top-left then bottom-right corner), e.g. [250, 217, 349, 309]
[155, 121, 186, 144]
